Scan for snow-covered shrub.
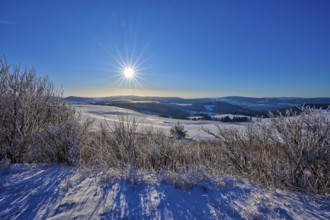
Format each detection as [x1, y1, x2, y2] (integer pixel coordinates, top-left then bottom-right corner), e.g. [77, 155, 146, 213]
[0, 57, 92, 164]
[35, 112, 93, 165]
[268, 107, 330, 193]
[205, 106, 330, 194]
[111, 114, 139, 168]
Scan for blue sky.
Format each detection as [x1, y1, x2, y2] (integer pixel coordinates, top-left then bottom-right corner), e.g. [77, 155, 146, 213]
[1, 0, 329, 98]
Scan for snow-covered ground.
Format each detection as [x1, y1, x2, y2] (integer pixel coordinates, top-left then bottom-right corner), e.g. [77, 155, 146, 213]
[74, 104, 246, 139]
[1, 164, 329, 219]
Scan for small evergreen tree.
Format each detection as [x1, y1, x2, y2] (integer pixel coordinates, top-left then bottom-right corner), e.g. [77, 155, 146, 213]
[170, 122, 187, 140]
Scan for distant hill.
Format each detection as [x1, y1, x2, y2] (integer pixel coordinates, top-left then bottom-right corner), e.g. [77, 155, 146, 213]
[65, 96, 330, 119]
[217, 96, 330, 110]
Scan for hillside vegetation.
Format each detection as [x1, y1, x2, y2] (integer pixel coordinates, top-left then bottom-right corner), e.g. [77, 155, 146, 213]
[1, 59, 329, 194]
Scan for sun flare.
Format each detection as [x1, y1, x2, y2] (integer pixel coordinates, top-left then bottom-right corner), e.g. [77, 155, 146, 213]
[123, 67, 135, 79]
[107, 46, 147, 89]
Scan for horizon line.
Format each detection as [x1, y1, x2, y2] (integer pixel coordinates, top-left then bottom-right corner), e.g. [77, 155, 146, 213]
[64, 94, 330, 99]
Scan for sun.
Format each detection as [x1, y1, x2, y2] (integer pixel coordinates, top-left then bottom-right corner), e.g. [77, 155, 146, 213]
[105, 45, 147, 88]
[123, 67, 135, 79]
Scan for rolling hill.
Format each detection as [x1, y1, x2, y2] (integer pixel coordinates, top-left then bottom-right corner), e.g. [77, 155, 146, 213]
[65, 96, 330, 119]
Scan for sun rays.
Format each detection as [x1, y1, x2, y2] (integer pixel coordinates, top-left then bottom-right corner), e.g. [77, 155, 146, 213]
[95, 38, 154, 95]
[107, 45, 148, 90]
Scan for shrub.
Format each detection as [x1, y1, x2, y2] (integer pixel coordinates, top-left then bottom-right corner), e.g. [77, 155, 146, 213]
[0, 57, 92, 164]
[205, 106, 330, 194]
[268, 107, 329, 193]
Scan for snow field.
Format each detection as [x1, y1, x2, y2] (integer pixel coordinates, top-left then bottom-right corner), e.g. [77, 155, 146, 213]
[1, 164, 329, 219]
[74, 104, 247, 140]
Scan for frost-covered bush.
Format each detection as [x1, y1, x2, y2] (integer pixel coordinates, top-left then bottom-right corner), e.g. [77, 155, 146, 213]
[0, 57, 92, 164]
[268, 107, 330, 193]
[35, 112, 93, 165]
[205, 106, 330, 194]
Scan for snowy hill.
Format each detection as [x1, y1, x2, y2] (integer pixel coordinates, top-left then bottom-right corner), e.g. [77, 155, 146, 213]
[65, 96, 330, 119]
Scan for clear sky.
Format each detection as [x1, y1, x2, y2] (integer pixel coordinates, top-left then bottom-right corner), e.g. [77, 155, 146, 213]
[1, 0, 329, 98]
